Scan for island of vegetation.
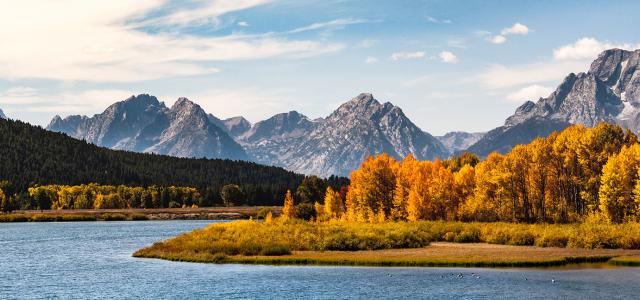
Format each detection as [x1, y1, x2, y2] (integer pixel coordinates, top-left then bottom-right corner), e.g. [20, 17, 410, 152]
[135, 123, 640, 267]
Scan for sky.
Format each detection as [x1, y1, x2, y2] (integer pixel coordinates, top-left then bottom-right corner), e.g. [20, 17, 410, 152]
[1, 0, 639, 135]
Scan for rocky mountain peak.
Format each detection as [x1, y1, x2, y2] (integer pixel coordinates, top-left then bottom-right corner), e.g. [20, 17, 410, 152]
[0, 108, 6, 119]
[222, 116, 252, 137]
[469, 48, 640, 157]
[47, 95, 247, 160]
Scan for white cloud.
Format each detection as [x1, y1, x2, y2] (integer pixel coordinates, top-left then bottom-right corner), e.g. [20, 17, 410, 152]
[138, 0, 272, 28]
[491, 35, 507, 44]
[357, 39, 378, 49]
[1, 88, 135, 112]
[553, 37, 640, 61]
[439, 51, 458, 63]
[237, 21, 250, 27]
[476, 60, 589, 89]
[489, 23, 531, 44]
[287, 18, 367, 34]
[506, 84, 553, 102]
[426, 16, 452, 24]
[365, 56, 379, 64]
[1, 86, 39, 98]
[390, 51, 426, 61]
[500, 23, 530, 35]
[0, 1, 342, 82]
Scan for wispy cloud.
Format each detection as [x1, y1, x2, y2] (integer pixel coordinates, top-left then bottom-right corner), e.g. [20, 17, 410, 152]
[136, 0, 273, 28]
[287, 18, 367, 34]
[365, 56, 379, 64]
[390, 51, 426, 61]
[237, 21, 250, 27]
[357, 39, 378, 49]
[0, 1, 343, 82]
[426, 16, 452, 24]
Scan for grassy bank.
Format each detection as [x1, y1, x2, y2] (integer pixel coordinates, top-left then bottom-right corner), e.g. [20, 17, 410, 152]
[133, 220, 640, 267]
[0, 207, 278, 222]
[609, 256, 640, 266]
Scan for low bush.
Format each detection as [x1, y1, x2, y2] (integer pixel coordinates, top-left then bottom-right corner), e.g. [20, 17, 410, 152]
[100, 213, 127, 221]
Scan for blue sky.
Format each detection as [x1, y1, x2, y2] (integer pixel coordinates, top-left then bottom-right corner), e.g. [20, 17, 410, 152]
[1, 0, 639, 134]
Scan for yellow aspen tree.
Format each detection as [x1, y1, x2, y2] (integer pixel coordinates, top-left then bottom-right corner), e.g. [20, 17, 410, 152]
[599, 144, 640, 223]
[314, 201, 323, 221]
[324, 187, 344, 220]
[282, 190, 296, 220]
[392, 155, 417, 221]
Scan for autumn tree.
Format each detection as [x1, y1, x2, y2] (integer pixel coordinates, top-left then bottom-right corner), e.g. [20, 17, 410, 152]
[346, 154, 398, 222]
[323, 187, 344, 220]
[599, 144, 640, 223]
[282, 190, 296, 220]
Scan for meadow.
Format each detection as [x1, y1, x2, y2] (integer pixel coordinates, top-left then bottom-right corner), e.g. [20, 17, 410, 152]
[133, 220, 640, 267]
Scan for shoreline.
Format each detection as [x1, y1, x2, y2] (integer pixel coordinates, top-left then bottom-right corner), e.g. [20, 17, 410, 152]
[0, 207, 279, 222]
[133, 242, 640, 268]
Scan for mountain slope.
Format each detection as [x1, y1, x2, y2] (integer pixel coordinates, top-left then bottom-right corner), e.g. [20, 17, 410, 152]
[268, 93, 449, 176]
[437, 131, 485, 153]
[0, 108, 5, 119]
[468, 48, 640, 157]
[47, 94, 248, 160]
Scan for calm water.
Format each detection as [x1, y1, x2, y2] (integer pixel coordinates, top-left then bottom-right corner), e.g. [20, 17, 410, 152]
[1, 221, 639, 300]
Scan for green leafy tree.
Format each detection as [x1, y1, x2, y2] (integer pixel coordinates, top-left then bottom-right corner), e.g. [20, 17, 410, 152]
[296, 176, 327, 204]
[220, 184, 245, 207]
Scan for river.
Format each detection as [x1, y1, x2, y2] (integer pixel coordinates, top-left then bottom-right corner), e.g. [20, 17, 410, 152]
[1, 221, 638, 299]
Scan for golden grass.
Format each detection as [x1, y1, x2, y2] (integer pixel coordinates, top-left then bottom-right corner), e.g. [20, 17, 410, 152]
[137, 242, 640, 267]
[608, 255, 640, 266]
[133, 220, 640, 267]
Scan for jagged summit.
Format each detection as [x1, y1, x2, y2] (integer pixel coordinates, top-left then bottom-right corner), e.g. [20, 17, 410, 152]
[469, 48, 640, 157]
[0, 108, 6, 119]
[47, 94, 247, 160]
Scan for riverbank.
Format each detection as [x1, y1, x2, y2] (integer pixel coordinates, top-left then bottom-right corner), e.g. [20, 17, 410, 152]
[135, 242, 640, 268]
[0, 207, 279, 222]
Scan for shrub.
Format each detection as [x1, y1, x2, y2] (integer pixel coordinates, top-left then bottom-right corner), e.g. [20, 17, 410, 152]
[455, 230, 480, 243]
[259, 245, 291, 256]
[130, 213, 148, 221]
[443, 232, 457, 242]
[100, 213, 127, 221]
[508, 231, 535, 246]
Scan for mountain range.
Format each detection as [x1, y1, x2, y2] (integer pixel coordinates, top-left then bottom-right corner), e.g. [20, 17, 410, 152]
[30, 48, 640, 176]
[47, 93, 449, 177]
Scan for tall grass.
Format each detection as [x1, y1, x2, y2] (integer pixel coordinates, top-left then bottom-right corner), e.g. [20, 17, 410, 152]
[134, 220, 640, 264]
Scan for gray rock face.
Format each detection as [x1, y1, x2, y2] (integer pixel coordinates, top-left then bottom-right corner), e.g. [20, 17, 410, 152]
[249, 93, 448, 177]
[437, 131, 485, 153]
[207, 115, 252, 138]
[469, 48, 640, 157]
[223, 116, 252, 137]
[237, 111, 317, 166]
[46, 92, 449, 177]
[47, 94, 248, 160]
[0, 108, 6, 119]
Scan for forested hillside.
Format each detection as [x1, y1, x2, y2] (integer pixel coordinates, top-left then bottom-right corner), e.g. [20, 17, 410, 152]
[0, 118, 337, 208]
